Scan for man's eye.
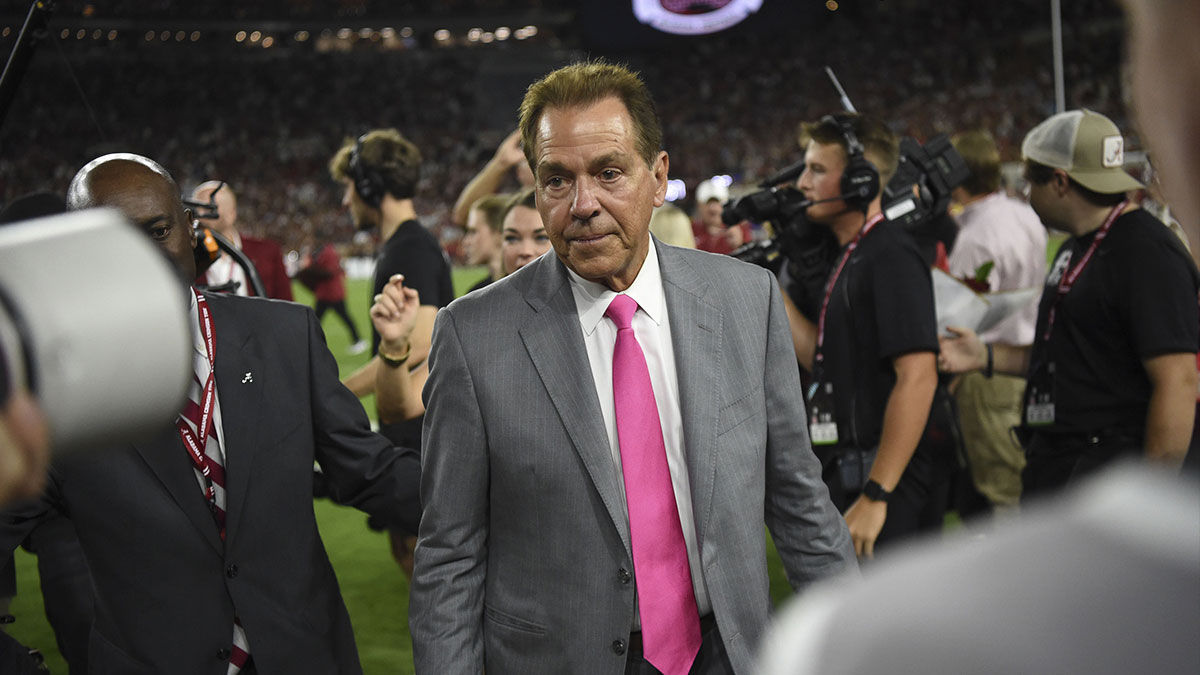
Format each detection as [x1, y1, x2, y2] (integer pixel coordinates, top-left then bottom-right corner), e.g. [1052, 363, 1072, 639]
[149, 225, 170, 240]
[545, 176, 565, 189]
[599, 169, 620, 181]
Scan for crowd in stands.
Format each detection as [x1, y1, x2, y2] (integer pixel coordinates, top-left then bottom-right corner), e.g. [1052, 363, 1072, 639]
[0, 0, 1125, 259]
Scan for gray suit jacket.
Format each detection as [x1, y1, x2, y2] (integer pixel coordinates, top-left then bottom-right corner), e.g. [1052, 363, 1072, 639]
[0, 293, 421, 675]
[410, 240, 856, 674]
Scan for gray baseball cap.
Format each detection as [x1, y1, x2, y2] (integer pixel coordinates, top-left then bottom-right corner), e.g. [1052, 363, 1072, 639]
[1021, 109, 1144, 194]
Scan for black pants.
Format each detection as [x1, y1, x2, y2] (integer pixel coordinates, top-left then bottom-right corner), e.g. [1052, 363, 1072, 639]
[624, 615, 733, 675]
[1022, 430, 1141, 502]
[314, 299, 360, 342]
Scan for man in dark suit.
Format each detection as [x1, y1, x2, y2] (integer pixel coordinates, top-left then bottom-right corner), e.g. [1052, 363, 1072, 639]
[0, 153, 420, 674]
[410, 61, 856, 675]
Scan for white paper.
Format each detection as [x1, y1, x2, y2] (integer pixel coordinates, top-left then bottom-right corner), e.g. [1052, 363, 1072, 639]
[932, 268, 1040, 335]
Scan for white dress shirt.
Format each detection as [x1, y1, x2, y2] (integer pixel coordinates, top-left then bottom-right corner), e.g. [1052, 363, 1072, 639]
[949, 190, 1047, 346]
[566, 240, 712, 624]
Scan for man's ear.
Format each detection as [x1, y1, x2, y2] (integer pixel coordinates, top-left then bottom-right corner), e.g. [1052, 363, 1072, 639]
[652, 151, 669, 207]
[184, 208, 198, 247]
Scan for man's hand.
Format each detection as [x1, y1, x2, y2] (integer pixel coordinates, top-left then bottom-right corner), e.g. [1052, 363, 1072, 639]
[370, 274, 420, 357]
[0, 389, 49, 506]
[843, 496, 888, 559]
[938, 325, 986, 373]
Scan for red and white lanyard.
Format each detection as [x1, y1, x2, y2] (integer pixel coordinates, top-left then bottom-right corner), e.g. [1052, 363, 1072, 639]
[814, 213, 886, 366]
[1040, 200, 1127, 342]
[177, 288, 219, 507]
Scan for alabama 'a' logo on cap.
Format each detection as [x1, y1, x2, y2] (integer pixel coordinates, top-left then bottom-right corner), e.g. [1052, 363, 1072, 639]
[1102, 136, 1124, 168]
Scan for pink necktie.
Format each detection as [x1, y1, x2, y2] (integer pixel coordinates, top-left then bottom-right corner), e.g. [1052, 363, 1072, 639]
[606, 294, 701, 675]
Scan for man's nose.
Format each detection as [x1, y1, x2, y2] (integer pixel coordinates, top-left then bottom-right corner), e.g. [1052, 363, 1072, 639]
[571, 178, 601, 220]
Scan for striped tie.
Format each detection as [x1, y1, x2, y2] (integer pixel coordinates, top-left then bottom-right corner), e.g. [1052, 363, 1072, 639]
[179, 298, 252, 674]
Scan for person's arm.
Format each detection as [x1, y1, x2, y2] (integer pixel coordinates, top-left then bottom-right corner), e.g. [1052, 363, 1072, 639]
[371, 275, 425, 424]
[0, 389, 48, 507]
[761, 270, 858, 588]
[1142, 352, 1197, 466]
[340, 357, 378, 398]
[939, 326, 1031, 377]
[305, 304, 421, 533]
[780, 283, 817, 372]
[450, 129, 525, 226]
[843, 351, 938, 558]
[410, 308, 490, 672]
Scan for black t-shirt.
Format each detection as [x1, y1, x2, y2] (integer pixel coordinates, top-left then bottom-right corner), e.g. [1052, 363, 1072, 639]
[817, 221, 939, 450]
[372, 219, 454, 448]
[1023, 209, 1199, 435]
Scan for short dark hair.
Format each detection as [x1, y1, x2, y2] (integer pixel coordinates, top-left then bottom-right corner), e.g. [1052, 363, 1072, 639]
[518, 59, 662, 171]
[1023, 160, 1126, 207]
[952, 130, 1002, 196]
[799, 113, 899, 185]
[329, 128, 422, 201]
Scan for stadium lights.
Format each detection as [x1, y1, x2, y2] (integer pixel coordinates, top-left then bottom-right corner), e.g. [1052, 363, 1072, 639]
[826, 0, 839, 10]
[107, 30, 117, 40]
[434, 29, 450, 41]
[467, 27, 482, 42]
[159, 30, 169, 41]
[495, 26, 511, 40]
[481, 31, 495, 43]
[2, 27, 9, 38]
[295, 30, 310, 41]
[190, 31, 200, 41]
[337, 28, 352, 39]
[249, 30, 262, 42]
[666, 179, 687, 202]
[400, 27, 413, 38]
[143, 30, 153, 41]
[262, 36, 275, 48]
[380, 27, 395, 39]
[235, 30, 246, 42]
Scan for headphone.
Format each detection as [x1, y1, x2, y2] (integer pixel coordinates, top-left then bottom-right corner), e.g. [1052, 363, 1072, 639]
[348, 134, 386, 209]
[821, 114, 880, 212]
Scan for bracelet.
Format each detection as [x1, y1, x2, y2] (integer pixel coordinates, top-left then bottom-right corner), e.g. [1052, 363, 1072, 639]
[984, 343, 994, 378]
[378, 342, 411, 369]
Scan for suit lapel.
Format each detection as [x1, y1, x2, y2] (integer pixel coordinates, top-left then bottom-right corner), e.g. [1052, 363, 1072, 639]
[519, 256, 633, 559]
[205, 294, 264, 545]
[658, 243, 723, 549]
[132, 409, 225, 554]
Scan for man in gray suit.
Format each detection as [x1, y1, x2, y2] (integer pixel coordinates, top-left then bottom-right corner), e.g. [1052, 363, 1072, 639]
[410, 60, 856, 674]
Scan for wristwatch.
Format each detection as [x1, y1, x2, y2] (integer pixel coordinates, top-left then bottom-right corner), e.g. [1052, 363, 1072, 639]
[862, 479, 891, 503]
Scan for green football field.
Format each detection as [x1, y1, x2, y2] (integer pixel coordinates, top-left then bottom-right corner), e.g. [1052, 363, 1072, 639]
[4, 270, 797, 674]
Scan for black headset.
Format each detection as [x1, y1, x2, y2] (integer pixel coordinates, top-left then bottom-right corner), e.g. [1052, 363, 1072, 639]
[821, 114, 880, 212]
[348, 134, 386, 209]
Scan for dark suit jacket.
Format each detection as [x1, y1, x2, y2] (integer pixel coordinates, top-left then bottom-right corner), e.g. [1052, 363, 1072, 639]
[0, 293, 419, 674]
[411, 240, 856, 674]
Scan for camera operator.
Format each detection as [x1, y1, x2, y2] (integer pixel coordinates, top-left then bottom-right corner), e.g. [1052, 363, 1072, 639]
[784, 112, 939, 559]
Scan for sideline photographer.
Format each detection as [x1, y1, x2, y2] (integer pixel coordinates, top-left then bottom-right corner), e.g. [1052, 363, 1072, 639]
[781, 113, 939, 559]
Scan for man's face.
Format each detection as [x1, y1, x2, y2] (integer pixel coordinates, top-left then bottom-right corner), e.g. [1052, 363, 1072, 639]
[463, 208, 500, 266]
[193, 185, 237, 235]
[532, 96, 668, 292]
[1023, 164, 1065, 231]
[501, 204, 552, 275]
[341, 179, 377, 232]
[796, 140, 849, 225]
[92, 165, 198, 281]
[699, 199, 724, 231]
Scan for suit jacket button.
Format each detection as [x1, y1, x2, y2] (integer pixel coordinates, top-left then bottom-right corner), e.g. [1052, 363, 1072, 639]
[216, 647, 231, 661]
[225, 564, 238, 579]
[611, 639, 626, 655]
[617, 568, 631, 584]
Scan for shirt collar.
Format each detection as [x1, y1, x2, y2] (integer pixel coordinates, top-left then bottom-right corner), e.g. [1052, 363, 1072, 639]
[188, 290, 206, 357]
[567, 237, 665, 336]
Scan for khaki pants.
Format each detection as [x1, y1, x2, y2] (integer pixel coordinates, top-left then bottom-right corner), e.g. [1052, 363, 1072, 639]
[954, 372, 1026, 509]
